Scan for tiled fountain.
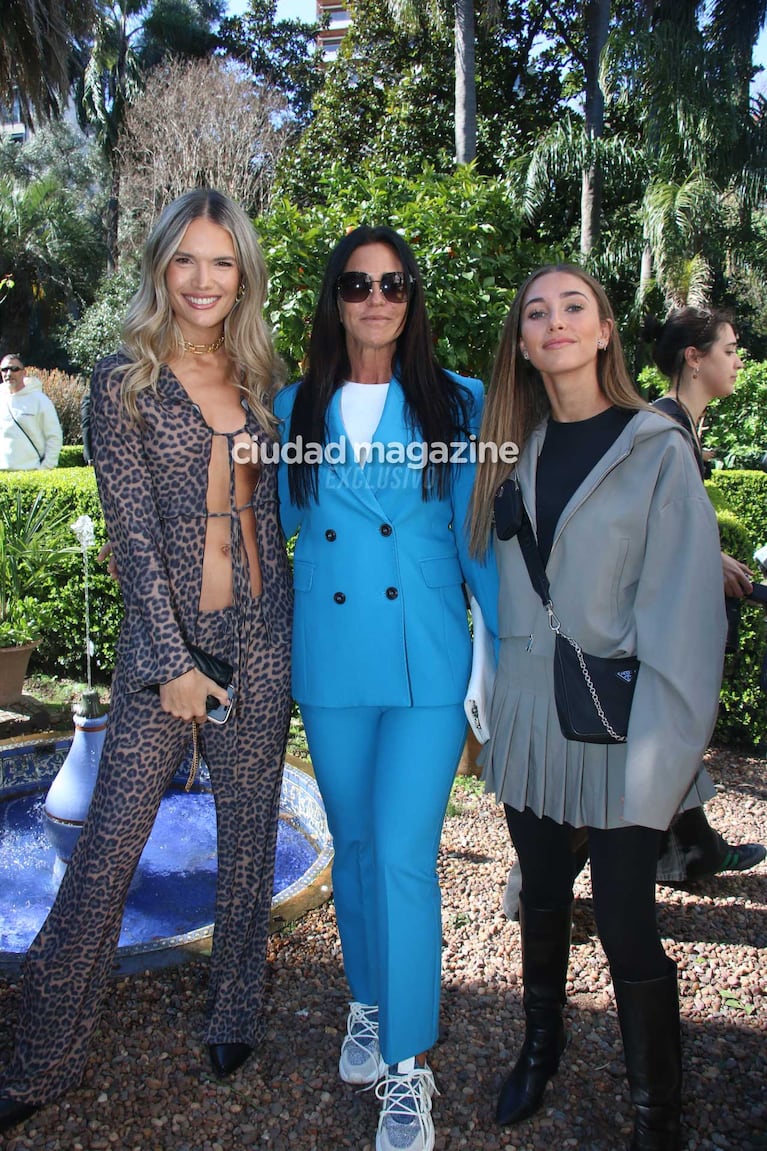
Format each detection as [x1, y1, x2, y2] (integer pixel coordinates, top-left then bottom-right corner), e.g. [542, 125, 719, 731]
[0, 736, 333, 974]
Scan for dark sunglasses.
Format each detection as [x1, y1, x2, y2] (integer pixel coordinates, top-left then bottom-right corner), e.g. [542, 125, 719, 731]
[336, 271, 413, 304]
[1, 366, 21, 373]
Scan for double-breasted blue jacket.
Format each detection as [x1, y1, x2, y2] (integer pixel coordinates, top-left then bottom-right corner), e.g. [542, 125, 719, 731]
[273, 373, 498, 709]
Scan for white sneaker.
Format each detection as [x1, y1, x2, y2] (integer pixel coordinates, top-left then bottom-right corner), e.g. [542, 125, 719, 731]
[375, 1058, 437, 1151]
[339, 1001, 386, 1085]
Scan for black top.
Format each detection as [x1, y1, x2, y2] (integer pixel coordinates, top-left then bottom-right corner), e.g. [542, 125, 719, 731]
[536, 406, 635, 564]
[652, 394, 707, 479]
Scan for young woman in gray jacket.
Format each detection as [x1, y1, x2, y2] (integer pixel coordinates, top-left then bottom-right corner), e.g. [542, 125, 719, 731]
[469, 265, 727, 1151]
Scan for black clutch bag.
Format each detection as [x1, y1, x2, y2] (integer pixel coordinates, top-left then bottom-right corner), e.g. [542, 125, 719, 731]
[151, 643, 233, 710]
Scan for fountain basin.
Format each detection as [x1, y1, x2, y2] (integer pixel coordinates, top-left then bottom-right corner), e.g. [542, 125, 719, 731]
[0, 737, 333, 973]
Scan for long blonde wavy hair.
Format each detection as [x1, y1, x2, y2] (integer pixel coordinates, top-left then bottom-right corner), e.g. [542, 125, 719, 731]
[469, 264, 649, 556]
[116, 188, 283, 428]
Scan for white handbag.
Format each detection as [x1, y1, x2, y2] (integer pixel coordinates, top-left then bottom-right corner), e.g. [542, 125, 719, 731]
[463, 596, 496, 744]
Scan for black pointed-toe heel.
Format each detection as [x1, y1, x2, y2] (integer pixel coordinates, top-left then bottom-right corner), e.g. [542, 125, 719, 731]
[0, 1098, 39, 1133]
[208, 1042, 253, 1077]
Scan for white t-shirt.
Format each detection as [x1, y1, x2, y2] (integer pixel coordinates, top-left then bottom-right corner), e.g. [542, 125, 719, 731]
[340, 381, 390, 464]
[0, 387, 63, 469]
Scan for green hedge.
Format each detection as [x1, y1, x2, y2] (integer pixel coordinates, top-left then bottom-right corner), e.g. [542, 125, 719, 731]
[59, 445, 88, 468]
[707, 473, 767, 748]
[0, 471, 121, 680]
[3, 467, 767, 748]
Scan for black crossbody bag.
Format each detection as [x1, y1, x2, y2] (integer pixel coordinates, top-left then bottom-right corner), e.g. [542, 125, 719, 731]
[513, 498, 639, 745]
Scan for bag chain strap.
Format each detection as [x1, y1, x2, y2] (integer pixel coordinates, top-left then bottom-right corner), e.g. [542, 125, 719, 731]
[546, 603, 627, 743]
[186, 721, 200, 791]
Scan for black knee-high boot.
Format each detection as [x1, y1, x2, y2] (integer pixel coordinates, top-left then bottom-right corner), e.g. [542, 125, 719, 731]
[496, 897, 572, 1126]
[613, 960, 682, 1151]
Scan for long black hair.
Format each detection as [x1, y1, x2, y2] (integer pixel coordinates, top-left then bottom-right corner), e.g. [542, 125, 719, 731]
[286, 225, 472, 506]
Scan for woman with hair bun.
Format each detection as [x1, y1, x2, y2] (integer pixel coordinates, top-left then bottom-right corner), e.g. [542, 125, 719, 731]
[642, 305, 766, 882]
[643, 305, 752, 597]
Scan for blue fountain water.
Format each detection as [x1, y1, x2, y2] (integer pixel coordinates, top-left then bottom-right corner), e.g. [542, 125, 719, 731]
[0, 739, 333, 970]
[0, 792, 315, 954]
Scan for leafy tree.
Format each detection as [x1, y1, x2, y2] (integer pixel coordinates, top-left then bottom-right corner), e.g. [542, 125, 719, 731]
[117, 56, 292, 253]
[386, 0, 477, 164]
[0, 124, 106, 363]
[79, 0, 222, 270]
[279, 0, 453, 199]
[280, 0, 566, 199]
[601, 2, 767, 311]
[218, 0, 324, 127]
[1, 0, 97, 123]
[65, 267, 138, 373]
[139, 0, 224, 67]
[259, 163, 543, 381]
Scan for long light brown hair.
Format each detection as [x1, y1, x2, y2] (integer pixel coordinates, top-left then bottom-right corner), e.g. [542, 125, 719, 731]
[469, 264, 648, 555]
[116, 188, 283, 427]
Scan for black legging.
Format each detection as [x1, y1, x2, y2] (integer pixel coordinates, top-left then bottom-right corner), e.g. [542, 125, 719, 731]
[504, 805, 668, 982]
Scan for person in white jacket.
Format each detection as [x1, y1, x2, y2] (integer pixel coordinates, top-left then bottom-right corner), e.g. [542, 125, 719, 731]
[0, 354, 63, 469]
[469, 265, 726, 1151]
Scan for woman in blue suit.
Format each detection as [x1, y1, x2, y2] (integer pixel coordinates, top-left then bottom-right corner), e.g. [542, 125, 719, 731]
[274, 225, 497, 1151]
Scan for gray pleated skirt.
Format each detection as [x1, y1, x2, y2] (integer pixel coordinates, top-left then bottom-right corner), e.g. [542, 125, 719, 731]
[479, 637, 715, 830]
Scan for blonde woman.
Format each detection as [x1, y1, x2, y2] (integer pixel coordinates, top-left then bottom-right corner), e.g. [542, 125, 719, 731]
[0, 189, 292, 1133]
[470, 265, 726, 1151]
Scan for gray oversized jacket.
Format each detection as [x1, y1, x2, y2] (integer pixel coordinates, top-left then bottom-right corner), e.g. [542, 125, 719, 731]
[492, 408, 727, 831]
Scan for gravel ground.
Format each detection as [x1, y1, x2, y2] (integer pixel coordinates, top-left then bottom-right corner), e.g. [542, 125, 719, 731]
[0, 745, 764, 1151]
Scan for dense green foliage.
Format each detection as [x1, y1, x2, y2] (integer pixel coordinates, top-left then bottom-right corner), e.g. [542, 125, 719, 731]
[259, 165, 543, 381]
[0, 473, 121, 678]
[638, 358, 767, 471]
[706, 473, 767, 748]
[1, 463, 766, 748]
[0, 123, 106, 365]
[4, 2, 767, 366]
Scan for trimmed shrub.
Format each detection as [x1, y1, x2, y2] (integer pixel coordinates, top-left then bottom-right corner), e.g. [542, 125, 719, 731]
[0, 471, 121, 679]
[707, 470, 767, 556]
[707, 475, 767, 748]
[28, 366, 88, 446]
[59, 446, 88, 468]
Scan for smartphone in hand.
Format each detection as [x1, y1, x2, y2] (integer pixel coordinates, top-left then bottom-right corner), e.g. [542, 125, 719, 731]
[206, 684, 235, 725]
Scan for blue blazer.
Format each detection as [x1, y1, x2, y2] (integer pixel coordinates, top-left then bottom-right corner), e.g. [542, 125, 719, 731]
[274, 373, 498, 709]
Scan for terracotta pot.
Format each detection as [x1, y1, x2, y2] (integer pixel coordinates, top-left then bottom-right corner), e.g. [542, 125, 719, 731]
[0, 642, 38, 706]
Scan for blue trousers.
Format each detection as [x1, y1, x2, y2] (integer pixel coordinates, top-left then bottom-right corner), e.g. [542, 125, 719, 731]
[301, 703, 467, 1065]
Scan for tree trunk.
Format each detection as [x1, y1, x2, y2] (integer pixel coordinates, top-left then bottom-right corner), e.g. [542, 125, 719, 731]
[639, 239, 653, 302]
[580, 0, 610, 256]
[106, 161, 120, 274]
[454, 0, 476, 165]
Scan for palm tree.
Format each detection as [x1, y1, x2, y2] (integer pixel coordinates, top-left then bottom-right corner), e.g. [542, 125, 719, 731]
[387, 0, 477, 164]
[80, 0, 221, 271]
[599, 2, 767, 308]
[80, 1, 145, 272]
[1, 0, 97, 123]
[0, 171, 105, 353]
[580, 0, 610, 255]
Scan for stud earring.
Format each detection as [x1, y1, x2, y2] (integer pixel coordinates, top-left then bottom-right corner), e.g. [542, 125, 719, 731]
[521, 350, 529, 360]
[597, 339, 606, 349]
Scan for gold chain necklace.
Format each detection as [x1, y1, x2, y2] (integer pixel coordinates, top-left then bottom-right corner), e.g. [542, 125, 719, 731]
[183, 333, 225, 355]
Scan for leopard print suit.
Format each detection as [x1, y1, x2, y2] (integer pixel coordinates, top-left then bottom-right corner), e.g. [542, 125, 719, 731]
[0, 356, 292, 1104]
